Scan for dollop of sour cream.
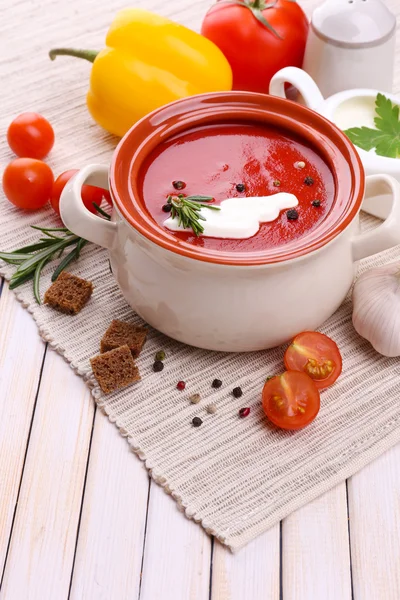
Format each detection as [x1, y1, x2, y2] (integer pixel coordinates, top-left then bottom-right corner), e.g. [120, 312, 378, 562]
[163, 193, 299, 239]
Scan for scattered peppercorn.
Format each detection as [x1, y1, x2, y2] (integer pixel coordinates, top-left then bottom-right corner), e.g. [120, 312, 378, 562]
[189, 393, 201, 404]
[177, 380, 186, 391]
[239, 407, 251, 418]
[162, 203, 172, 213]
[304, 176, 314, 186]
[155, 350, 166, 361]
[207, 403, 217, 414]
[294, 161, 306, 169]
[236, 183, 246, 193]
[153, 360, 164, 372]
[232, 386, 243, 398]
[273, 180, 281, 187]
[212, 378, 222, 389]
[287, 209, 299, 220]
[192, 416, 203, 427]
[173, 180, 186, 190]
[312, 199, 321, 207]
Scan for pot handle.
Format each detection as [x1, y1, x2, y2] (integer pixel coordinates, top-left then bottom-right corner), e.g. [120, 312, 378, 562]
[59, 164, 117, 250]
[269, 67, 324, 112]
[352, 174, 400, 261]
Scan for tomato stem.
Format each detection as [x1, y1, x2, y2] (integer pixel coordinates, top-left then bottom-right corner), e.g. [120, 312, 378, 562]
[49, 48, 99, 63]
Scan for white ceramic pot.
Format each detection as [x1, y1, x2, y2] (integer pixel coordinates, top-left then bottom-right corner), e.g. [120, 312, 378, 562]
[270, 67, 400, 182]
[60, 93, 400, 352]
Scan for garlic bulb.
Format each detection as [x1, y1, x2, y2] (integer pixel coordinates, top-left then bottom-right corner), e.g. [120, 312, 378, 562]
[352, 263, 400, 357]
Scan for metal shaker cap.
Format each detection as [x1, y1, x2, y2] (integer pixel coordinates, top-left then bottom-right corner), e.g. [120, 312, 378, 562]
[311, 0, 396, 47]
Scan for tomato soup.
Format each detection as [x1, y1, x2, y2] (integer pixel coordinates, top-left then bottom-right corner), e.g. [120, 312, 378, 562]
[138, 122, 335, 252]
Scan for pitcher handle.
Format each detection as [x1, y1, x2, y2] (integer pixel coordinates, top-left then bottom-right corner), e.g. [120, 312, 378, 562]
[269, 67, 325, 112]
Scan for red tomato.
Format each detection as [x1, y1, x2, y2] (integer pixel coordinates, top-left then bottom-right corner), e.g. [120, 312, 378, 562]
[50, 169, 112, 216]
[201, 0, 309, 93]
[262, 371, 320, 430]
[7, 112, 55, 159]
[2, 158, 54, 210]
[284, 331, 342, 390]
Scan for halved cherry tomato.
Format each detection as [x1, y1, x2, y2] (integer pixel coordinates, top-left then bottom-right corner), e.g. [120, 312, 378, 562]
[7, 112, 55, 159]
[3, 158, 54, 210]
[50, 169, 112, 216]
[262, 371, 320, 430]
[284, 331, 342, 390]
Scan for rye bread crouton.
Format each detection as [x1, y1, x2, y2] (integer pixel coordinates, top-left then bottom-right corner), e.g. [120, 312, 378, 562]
[44, 271, 93, 315]
[90, 344, 141, 394]
[100, 319, 148, 357]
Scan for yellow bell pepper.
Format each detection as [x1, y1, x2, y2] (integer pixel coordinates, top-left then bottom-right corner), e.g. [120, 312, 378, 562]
[49, 9, 233, 137]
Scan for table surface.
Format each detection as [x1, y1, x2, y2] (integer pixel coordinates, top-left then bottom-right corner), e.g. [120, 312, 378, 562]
[1, 0, 400, 598]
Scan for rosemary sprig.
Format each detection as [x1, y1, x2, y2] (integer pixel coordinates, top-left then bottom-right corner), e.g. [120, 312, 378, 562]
[168, 194, 220, 236]
[0, 205, 111, 303]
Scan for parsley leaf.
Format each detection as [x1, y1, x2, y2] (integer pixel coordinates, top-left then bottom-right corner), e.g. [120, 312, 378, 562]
[344, 93, 400, 159]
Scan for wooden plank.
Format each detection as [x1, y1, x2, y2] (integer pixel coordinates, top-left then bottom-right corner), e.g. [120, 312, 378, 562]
[282, 484, 352, 600]
[348, 446, 400, 600]
[139, 483, 212, 600]
[211, 526, 280, 600]
[0, 285, 46, 575]
[69, 410, 150, 600]
[0, 348, 94, 599]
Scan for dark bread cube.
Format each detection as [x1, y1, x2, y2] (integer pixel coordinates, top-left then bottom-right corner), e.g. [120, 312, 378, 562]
[44, 271, 93, 315]
[100, 319, 147, 357]
[90, 345, 140, 394]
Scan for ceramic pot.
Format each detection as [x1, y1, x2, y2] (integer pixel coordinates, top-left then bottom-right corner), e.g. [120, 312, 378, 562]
[59, 92, 400, 351]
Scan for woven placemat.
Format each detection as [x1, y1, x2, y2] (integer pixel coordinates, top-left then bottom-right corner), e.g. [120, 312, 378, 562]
[2, 0, 400, 552]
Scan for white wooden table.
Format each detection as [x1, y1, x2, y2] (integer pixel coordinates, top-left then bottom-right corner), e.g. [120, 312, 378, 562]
[1, 0, 400, 598]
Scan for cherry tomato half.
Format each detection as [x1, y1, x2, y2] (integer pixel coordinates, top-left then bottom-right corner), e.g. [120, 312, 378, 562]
[262, 371, 320, 430]
[284, 331, 342, 390]
[7, 112, 55, 159]
[3, 158, 54, 210]
[50, 169, 112, 216]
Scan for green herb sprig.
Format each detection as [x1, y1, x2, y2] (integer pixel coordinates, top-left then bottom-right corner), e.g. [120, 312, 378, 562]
[168, 194, 220, 236]
[344, 93, 400, 158]
[0, 206, 110, 304]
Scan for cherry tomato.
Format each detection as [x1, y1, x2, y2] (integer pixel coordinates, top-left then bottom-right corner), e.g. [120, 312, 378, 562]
[201, 0, 308, 93]
[284, 332, 342, 390]
[262, 371, 320, 430]
[3, 158, 54, 210]
[7, 112, 55, 159]
[50, 169, 112, 216]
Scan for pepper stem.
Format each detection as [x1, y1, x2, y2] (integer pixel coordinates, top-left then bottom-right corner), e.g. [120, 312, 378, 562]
[49, 48, 99, 63]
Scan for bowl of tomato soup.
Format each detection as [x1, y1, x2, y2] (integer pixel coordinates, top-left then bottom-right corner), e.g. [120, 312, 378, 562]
[60, 92, 400, 351]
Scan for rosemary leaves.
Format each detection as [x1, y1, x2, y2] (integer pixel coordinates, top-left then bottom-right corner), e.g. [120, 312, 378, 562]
[166, 194, 220, 236]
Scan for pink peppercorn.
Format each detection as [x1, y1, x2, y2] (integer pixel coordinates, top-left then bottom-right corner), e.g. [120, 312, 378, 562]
[239, 407, 250, 418]
[177, 381, 186, 391]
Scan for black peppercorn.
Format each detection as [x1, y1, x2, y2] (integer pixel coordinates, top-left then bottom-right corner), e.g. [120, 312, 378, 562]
[153, 360, 164, 372]
[212, 379, 222, 388]
[232, 386, 243, 398]
[192, 417, 203, 427]
[287, 209, 299, 220]
[162, 204, 172, 212]
[312, 200, 321, 207]
[304, 176, 314, 186]
[273, 180, 281, 187]
[236, 183, 246, 193]
[173, 180, 186, 190]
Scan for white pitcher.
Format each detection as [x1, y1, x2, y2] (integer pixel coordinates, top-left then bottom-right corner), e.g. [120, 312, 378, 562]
[270, 66, 400, 184]
[302, 0, 396, 97]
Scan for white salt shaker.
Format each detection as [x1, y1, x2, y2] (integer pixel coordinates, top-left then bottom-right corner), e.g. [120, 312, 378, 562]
[302, 0, 396, 97]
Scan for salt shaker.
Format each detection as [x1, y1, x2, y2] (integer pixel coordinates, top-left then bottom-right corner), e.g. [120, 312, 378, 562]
[302, 0, 396, 97]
